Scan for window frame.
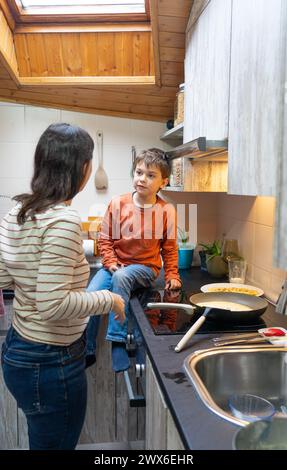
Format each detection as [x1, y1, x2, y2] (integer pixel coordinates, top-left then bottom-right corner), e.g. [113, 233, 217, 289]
[8, 0, 150, 24]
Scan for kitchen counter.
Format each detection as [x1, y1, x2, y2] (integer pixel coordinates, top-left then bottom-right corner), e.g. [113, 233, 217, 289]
[130, 267, 287, 450]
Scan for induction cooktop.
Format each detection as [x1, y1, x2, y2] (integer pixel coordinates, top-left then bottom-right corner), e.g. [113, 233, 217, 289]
[137, 288, 267, 335]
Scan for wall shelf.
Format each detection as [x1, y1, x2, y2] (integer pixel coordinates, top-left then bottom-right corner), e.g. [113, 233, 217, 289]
[160, 123, 184, 146]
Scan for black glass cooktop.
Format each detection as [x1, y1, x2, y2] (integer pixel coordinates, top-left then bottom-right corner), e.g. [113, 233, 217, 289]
[137, 289, 266, 335]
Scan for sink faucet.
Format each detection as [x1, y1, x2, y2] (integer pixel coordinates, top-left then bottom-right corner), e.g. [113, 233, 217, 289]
[276, 279, 287, 315]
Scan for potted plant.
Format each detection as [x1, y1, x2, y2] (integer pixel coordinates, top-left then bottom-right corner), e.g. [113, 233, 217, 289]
[199, 240, 228, 278]
[177, 228, 194, 269]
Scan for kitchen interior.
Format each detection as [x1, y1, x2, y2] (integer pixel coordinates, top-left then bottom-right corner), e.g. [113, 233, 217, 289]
[0, 0, 287, 451]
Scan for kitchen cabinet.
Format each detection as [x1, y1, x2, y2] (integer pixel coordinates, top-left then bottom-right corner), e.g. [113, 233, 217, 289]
[274, 17, 287, 271]
[228, 0, 286, 196]
[184, 0, 231, 142]
[145, 356, 184, 450]
[78, 315, 145, 446]
[183, 0, 286, 197]
[181, 0, 230, 192]
[0, 336, 18, 449]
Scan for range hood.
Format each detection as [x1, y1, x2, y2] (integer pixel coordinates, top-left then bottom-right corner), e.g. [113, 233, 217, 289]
[166, 137, 228, 161]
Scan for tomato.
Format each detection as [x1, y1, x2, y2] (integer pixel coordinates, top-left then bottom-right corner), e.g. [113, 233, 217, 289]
[263, 328, 286, 337]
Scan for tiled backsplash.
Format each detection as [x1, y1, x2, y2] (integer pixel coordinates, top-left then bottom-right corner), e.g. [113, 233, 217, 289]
[216, 194, 286, 302]
[162, 191, 286, 302]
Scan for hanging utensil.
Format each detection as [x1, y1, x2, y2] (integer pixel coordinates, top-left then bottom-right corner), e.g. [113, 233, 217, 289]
[94, 130, 108, 190]
[131, 146, 136, 166]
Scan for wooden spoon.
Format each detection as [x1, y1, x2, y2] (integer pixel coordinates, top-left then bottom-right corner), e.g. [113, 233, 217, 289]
[94, 130, 108, 190]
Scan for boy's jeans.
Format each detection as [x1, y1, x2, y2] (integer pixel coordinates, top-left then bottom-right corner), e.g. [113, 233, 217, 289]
[86, 265, 156, 353]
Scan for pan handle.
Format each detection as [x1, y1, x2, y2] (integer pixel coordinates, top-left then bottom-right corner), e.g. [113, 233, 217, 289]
[174, 307, 212, 353]
[147, 302, 195, 315]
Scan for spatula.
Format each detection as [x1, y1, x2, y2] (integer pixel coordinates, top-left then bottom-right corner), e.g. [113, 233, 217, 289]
[94, 130, 108, 190]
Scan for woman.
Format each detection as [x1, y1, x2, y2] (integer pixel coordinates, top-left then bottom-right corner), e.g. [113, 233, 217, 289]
[0, 123, 125, 450]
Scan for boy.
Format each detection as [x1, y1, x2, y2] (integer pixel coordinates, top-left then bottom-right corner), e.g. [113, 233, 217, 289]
[86, 148, 181, 371]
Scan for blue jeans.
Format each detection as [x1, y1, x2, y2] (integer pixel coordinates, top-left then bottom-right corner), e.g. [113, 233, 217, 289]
[1, 327, 87, 450]
[86, 268, 112, 356]
[86, 265, 156, 349]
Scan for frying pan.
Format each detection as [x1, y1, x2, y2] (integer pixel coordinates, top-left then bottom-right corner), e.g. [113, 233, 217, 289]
[189, 292, 268, 322]
[169, 292, 268, 352]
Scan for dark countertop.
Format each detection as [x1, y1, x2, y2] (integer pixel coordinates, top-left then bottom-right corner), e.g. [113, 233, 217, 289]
[130, 268, 287, 450]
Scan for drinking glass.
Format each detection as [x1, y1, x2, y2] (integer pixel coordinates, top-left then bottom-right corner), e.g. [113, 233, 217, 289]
[228, 259, 247, 284]
[222, 239, 239, 261]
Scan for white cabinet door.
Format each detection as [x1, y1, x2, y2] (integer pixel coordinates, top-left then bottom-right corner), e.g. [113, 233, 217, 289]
[184, 0, 231, 143]
[228, 0, 286, 196]
[274, 4, 287, 270]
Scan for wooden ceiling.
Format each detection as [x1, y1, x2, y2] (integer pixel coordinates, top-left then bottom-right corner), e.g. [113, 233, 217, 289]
[0, 0, 193, 122]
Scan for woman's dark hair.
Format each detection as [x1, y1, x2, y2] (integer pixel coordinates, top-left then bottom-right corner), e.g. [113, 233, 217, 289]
[14, 123, 94, 224]
[132, 148, 171, 178]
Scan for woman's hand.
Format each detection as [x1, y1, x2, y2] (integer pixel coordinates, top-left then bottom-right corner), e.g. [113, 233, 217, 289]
[111, 293, 126, 323]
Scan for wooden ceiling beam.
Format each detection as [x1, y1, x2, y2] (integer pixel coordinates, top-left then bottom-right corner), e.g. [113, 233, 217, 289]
[0, 87, 170, 121]
[0, 9, 19, 84]
[19, 75, 156, 86]
[149, 0, 161, 86]
[158, 0, 193, 19]
[14, 22, 151, 34]
[0, 0, 15, 30]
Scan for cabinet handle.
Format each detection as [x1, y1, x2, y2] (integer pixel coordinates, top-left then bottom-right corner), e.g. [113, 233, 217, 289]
[123, 370, 146, 408]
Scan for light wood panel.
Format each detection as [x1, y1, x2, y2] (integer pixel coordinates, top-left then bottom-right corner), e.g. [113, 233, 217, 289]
[15, 23, 151, 34]
[184, 160, 227, 192]
[15, 31, 153, 77]
[0, 0, 15, 30]
[158, 0, 193, 18]
[0, 8, 19, 82]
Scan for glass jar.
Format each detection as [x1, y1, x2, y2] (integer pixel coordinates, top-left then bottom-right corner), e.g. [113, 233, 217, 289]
[170, 158, 183, 187]
[174, 83, 185, 126]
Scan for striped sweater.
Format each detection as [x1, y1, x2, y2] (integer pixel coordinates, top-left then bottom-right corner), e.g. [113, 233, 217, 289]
[0, 203, 113, 345]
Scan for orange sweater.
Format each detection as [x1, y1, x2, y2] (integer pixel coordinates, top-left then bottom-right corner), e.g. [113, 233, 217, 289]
[99, 193, 180, 283]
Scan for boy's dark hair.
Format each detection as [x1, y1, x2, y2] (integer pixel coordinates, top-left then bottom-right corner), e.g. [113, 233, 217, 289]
[14, 123, 94, 224]
[132, 148, 171, 178]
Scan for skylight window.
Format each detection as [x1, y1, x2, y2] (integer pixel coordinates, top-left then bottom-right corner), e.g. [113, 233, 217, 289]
[20, 1, 146, 14]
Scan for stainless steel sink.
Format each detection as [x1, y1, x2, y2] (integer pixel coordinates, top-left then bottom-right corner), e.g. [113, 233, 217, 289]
[184, 345, 287, 426]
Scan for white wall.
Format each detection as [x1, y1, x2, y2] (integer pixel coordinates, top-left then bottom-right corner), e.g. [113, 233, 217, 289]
[0, 102, 165, 220]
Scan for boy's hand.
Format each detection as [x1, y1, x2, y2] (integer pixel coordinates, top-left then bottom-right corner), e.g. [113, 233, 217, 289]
[165, 279, 182, 290]
[111, 293, 126, 323]
[109, 264, 119, 273]
[109, 263, 125, 274]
